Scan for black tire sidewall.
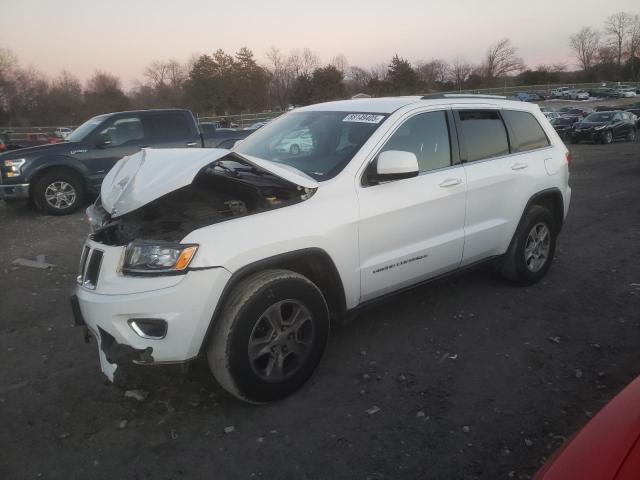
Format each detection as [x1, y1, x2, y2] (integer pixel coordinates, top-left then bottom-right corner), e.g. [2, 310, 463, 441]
[34, 171, 84, 215]
[604, 130, 613, 144]
[227, 276, 329, 402]
[512, 207, 557, 285]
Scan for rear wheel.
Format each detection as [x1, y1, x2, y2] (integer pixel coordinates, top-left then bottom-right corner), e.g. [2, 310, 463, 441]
[602, 130, 613, 144]
[501, 206, 557, 285]
[33, 170, 84, 215]
[207, 269, 329, 403]
[627, 129, 636, 142]
[289, 144, 300, 155]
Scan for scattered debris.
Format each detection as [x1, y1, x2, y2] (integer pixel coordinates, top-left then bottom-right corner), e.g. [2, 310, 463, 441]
[359, 389, 367, 396]
[124, 389, 149, 402]
[12, 256, 55, 269]
[170, 429, 179, 440]
[397, 374, 407, 382]
[360, 350, 367, 356]
[58, 432, 70, 439]
[448, 354, 458, 360]
[256, 437, 264, 443]
[362, 373, 371, 381]
[524, 438, 534, 447]
[366, 406, 381, 415]
[224, 426, 235, 434]
[118, 420, 128, 429]
[547, 336, 561, 344]
[462, 426, 471, 433]
[575, 369, 583, 379]
[416, 411, 426, 418]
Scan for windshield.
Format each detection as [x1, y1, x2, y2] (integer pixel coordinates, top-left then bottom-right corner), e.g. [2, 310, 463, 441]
[584, 113, 613, 122]
[66, 115, 108, 142]
[234, 111, 388, 180]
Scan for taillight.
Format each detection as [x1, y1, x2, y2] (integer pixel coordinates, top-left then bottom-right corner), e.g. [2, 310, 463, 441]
[565, 151, 572, 167]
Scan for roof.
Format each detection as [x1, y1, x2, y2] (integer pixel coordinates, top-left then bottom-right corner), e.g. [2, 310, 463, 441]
[296, 95, 539, 114]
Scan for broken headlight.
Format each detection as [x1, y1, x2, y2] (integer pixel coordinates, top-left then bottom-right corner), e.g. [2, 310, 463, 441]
[122, 241, 198, 275]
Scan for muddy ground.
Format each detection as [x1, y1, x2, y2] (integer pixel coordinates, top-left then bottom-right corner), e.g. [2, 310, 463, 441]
[0, 140, 639, 480]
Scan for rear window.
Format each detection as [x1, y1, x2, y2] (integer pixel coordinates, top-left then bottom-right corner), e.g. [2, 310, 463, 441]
[502, 110, 550, 152]
[457, 110, 509, 162]
[150, 114, 190, 139]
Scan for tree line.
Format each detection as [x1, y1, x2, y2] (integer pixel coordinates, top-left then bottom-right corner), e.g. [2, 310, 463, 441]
[0, 10, 638, 127]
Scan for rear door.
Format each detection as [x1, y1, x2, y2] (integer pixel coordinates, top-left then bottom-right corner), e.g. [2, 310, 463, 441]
[456, 108, 550, 265]
[145, 111, 202, 148]
[357, 108, 467, 302]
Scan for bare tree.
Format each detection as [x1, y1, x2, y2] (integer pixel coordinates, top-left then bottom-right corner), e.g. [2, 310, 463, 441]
[628, 14, 640, 61]
[483, 39, 524, 81]
[416, 59, 450, 87]
[330, 54, 349, 74]
[604, 11, 635, 66]
[450, 57, 473, 91]
[265, 46, 293, 109]
[569, 27, 600, 71]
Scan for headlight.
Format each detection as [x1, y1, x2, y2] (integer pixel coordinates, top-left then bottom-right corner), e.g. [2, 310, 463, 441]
[122, 241, 198, 275]
[3, 158, 26, 177]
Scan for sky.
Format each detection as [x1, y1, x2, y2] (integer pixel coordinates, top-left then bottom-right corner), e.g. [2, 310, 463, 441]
[1, 0, 638, 88]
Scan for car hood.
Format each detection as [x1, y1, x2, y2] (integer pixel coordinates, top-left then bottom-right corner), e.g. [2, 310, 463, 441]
[575, 121, 607, 128]
[100, 148, 318, 218]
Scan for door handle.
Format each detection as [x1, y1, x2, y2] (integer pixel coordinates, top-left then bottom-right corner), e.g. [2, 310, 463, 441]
[186, 142, 199, 147]
[439, 178, 462, 188]
[511, 162, 528, 171]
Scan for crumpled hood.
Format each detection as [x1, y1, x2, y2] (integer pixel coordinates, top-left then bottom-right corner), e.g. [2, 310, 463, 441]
[101, 148, 318, 217]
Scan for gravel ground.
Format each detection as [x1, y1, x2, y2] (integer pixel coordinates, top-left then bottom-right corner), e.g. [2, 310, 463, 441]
[0, 140, 639, 480]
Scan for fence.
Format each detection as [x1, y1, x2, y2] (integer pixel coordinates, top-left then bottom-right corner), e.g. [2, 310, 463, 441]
[196, 110, 284, 129]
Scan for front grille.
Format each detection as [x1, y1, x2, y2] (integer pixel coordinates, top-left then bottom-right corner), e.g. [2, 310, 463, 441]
[77, 246, 103, 290]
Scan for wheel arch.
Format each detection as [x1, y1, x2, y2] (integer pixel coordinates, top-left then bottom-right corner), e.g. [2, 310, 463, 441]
[198, 248, 347, 356]
[27, 157, 90, 200]
[522, 188, 565, 233]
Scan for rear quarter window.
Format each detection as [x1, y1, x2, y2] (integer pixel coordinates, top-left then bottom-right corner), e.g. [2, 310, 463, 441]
[502, 110, 550, 153]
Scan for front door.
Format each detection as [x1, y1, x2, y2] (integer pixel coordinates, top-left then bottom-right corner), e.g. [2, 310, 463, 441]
[357, 109, 467, 302]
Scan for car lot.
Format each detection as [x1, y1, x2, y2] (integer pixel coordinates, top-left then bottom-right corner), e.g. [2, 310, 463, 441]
[0, 141, 639, 479]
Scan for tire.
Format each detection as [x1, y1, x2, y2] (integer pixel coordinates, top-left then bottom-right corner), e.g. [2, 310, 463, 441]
[627, 129, 636, 142]
[602, 130, 613, 144]
[501, 205, 557, 286]
[33, 170, 84, 215]
[207, 269, 330, 403]
[289, 144, 300, 155]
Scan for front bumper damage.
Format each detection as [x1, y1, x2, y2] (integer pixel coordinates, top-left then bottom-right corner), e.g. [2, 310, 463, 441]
[72, 239, 232, 382]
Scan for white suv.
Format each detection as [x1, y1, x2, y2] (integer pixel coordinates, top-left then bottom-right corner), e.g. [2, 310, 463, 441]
[73, 95, 571, 403]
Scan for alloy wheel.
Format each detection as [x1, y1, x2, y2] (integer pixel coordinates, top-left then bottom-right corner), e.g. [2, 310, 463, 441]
[44, 181, 77, 210]
[524, 222, 551, 273]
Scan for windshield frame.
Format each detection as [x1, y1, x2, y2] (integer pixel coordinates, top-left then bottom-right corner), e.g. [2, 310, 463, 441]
[234, 110, 390, 181]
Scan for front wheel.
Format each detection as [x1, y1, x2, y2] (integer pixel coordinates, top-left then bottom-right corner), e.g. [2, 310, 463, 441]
[207, 269, 329, 403]
[602, 130, 613, 144]
[289, 144, 300, 155]
[33, 170, 84, 215]
[501, 206, 557, 285]
[627, 129, 636, 142]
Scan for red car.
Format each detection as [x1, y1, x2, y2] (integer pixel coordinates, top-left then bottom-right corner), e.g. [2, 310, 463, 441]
[534, 375, 640, 479]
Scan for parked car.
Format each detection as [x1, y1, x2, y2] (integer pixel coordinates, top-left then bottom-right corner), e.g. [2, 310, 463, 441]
[534, 375, 640, 480]
[551, 87, 570, 98]
[558, 107, 573, 114]
[243, 121, 269, 131]
[54, 127, 74, 139]
[544, 111, 561, 121]
[551, 116, 581, 139]
[72, 95, 571, 403]
[274, 128, 314, 154]
[0, 139, 6, 152]
[568, 90, 589, 100]
[0, 109, 253, 214]
[594, 105, 614, 112]
[571, 111, 637, 144]
[592, 87, 617, 98]
[516, 92, 542, 102]
[614, 87, 637, 98]
[539, 106, 555, 113]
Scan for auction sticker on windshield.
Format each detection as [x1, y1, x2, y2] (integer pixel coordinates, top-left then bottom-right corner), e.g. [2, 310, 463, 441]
[343, 113, 385, 123]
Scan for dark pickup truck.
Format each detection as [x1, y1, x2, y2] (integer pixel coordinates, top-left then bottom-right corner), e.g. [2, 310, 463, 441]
[0, 109, 252, 214]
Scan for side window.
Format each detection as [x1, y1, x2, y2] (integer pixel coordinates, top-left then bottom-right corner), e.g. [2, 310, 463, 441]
[97, 116, 144, 147]
[151, 114, 191, 139]
[380, 111, 451, 173]
[457, 110, 509, 162]
[613, 112, 623, 121]
[502, 110, 550, 153]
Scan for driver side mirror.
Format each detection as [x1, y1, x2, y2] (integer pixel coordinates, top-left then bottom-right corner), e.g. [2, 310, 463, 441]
[367, 150, 419, 184]
[94, 133, 112, 149]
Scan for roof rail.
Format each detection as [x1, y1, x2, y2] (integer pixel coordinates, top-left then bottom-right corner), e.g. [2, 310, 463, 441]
[421, 93, 507, 100]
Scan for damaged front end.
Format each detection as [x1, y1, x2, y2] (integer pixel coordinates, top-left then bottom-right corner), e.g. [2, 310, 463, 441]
[75, 148, 317, 382]
[88, 150, 317, 246]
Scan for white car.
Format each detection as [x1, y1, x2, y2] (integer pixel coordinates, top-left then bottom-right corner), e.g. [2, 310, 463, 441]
[615, 87, 637, 98]
[569, 90, 589, 100]
[274, 128, 314, 154]
[551, 87, 570, 98]
[73, 95, 571, 403]
[54, 127, 73, 139]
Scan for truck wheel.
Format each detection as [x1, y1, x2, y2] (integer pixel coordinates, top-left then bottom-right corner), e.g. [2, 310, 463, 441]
[33, 170, 84, 215]
[207, 269, 329, 403]
[501, 205, 557, 286]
